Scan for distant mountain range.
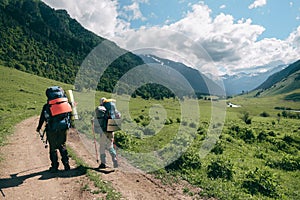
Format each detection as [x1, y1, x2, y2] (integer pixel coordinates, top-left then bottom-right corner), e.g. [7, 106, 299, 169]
[221, 64, 286, 96]
[138, 54, 300, 97]
[138, 54, 225, 96]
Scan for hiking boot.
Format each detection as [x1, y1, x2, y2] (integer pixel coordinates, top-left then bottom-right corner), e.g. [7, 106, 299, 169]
[49, 166, 58, 173]
[98, 163, 109, 169]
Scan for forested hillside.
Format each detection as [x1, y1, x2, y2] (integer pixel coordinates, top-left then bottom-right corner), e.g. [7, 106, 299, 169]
[0, 0, 104, 83]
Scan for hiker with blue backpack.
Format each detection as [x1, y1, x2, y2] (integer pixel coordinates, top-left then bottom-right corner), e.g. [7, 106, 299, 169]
[93, 97, 120, 169]
[36, 86, 72, 173]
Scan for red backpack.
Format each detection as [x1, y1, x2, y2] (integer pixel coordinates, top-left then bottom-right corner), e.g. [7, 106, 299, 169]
[46, 86, 72, 131]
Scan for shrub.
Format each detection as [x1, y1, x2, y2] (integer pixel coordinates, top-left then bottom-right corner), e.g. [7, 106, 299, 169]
[134, 118, 141, 123]
[164, 119, 171, 125]
[245, 118, 252, 124]
[210, 141, 224, 155]
[230, 125, 240, 132]
[238, 128, 256, 143]
[254, 152, 266, 159]
[267, 155, 300, 171]
[279, 155, 300, 171]
[240, 111, 252, 124]
[141, 120, 150, 127]
[257, 131, 268, 142]
[260, 111, 270, 117]
[283, 134, 300, 146]
[197, 127, 206, 135]
[164, 118, 173, 125]
[207, 158, 234, 180]
[114, 131, 132, 149]
[267, 131, 276, 137]
[166, 149, 201, 170]
[282, 111, 288, 118]
[242, 168, 279, 198]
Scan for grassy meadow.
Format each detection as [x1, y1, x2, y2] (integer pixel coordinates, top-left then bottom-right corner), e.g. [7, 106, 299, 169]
[0, 65, 299, 199]
[0, 65, 70, 146]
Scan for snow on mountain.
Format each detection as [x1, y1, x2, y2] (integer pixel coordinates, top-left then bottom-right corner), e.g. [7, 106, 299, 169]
[221, 64, 286, 96]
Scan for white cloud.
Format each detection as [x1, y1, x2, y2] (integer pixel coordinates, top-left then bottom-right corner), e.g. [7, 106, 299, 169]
[249, 0, 267, 9]
[114, 2, 300, 75]
[287, 26, 300, 53]
[220, 5, 226, 9]
[41, 1, 299, 76]
[113, 3, 265, 75]
[42, 0, 128, 38]
[123, 1, 147, 21]
[120, 0, 150, 23]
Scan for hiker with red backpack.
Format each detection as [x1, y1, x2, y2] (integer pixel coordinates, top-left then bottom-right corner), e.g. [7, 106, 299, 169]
[36, 86, 72, 173]
[93, 97, 120, 169]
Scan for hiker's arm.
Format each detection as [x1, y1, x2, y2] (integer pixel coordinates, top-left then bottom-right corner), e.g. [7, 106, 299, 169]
[36, 104, 47, 132]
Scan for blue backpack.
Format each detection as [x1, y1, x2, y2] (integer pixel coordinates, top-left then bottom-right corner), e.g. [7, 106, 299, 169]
[102, 99, 121, 119]
[45, 86, 72, 131]
[102, 99, 121, 132]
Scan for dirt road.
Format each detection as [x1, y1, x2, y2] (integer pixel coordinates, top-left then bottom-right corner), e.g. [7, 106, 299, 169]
[0, 117, 204, 200]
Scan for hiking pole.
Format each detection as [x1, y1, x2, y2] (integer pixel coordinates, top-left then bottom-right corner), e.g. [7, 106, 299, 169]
[91, 119, 99, 163]
[38, 130, 48, 148]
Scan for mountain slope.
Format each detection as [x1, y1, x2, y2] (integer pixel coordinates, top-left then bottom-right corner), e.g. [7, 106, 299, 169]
[248, 60, 300, 101]
[139, 54, 225, 96]
[255, 60, 300, 91]
[254, 70, 300, 100]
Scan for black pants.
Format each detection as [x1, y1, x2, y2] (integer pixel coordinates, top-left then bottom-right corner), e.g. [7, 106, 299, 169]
[46, 129, 69, 169]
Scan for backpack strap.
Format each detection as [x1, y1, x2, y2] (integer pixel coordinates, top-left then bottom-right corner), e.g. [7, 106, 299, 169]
[49, 97, 69, 105]
[49, 98, 72, 116]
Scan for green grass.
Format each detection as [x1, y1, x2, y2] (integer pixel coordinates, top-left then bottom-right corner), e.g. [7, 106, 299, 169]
[0, 65, 73, 146]
[67, 147, 121, 199]
[1, 65, 299, 199]
[72, 77, 300, 199]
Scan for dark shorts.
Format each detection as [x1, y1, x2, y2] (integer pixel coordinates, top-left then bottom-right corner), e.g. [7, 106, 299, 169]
[46, 129, 67, 151]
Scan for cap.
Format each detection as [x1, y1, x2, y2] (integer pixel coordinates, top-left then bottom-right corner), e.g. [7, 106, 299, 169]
[100, 97, 106, 105]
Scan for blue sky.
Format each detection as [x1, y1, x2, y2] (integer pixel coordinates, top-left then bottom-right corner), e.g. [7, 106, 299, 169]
[42, 0, 300, 75]
[120, 0, 300, 40]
